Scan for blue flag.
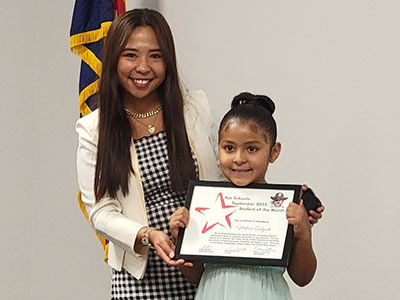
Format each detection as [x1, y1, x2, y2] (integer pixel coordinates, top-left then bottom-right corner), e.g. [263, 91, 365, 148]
[70, 0, 126, 261]
[70, 0, 114, 116]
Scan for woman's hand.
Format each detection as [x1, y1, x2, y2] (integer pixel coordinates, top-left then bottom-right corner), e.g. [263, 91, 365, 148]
[301, 184, 325, 227]
[149, 229, 194, 267]
[169, 207, 190, 243]
[308, 205, 325, 226]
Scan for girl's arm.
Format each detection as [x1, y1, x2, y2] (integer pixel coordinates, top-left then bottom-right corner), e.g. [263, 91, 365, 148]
[286, 200, 317, 286]
[170, 207, 205, 284]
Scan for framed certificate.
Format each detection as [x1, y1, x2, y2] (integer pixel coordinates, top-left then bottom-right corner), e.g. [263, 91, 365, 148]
[174, 180, 302, 267]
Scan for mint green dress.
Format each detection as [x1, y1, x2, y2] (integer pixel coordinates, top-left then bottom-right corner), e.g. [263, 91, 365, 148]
[195, 264, 292, 300]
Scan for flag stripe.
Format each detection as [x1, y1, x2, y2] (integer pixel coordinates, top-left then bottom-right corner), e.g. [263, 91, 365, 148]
[113, 0, 126, 17]
[73, 44, 103, 77]
[70, 21, 112, 50]
[79, 80, 100, 115]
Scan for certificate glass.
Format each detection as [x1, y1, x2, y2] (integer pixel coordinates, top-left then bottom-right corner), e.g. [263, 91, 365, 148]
[174, 181, 302, 267]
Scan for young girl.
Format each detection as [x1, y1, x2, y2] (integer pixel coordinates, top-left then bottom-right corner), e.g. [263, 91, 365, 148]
[170, 92, 317, 299]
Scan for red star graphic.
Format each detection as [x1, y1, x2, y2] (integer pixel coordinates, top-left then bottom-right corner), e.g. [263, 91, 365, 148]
[194, 192, 237, 234]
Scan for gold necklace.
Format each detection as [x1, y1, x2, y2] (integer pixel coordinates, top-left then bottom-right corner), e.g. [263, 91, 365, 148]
[126, 108, 162, 134]
[124, 105, 163, 119]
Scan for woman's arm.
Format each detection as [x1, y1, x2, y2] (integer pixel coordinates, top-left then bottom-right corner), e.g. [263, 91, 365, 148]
[76, 115, 180, 265]
[286, 200, 317, 286]
[301, 185, 325, 226]
[308, 205, 325, 225]
[76, 115, 142, 253]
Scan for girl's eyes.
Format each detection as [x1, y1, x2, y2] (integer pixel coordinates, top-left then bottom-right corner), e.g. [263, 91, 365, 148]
[248, 147, 257, 152]
[224, 145, 234, 152]
[222, 145, 257, 152]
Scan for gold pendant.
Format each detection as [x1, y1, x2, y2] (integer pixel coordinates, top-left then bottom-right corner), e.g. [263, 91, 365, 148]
[147, 124, 155, 134]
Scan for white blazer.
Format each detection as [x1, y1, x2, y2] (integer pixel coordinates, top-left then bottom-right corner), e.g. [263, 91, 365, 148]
[76, 90, 221, 279]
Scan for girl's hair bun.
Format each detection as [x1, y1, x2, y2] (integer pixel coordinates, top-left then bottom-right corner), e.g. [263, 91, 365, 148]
[231, 92, 275, 115]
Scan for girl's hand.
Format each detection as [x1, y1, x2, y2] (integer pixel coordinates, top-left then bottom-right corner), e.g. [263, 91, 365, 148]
[149, 229, 194, 267]
[286, 200, 311, 241]
[301, 184, 324, 226]
[169, 207, 190, 244]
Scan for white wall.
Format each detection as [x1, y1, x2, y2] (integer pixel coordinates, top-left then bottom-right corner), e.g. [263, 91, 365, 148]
[1, 1, 110, 299]
[1, 1, 398, 299]
[0, 2, 35, 298]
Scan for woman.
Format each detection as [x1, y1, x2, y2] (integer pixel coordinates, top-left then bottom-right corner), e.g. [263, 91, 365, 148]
[76, 9, 220, 299]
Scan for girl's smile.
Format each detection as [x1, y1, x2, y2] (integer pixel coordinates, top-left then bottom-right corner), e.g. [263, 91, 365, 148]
[218, 119, 281, 186]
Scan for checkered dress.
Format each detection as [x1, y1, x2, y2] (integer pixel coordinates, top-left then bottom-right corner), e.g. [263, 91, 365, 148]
[111, 131, 198, 300]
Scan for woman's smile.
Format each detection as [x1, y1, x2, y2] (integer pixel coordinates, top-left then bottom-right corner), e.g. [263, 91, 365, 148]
[132, 78, 151, 86]
[117, 26, 166, 107]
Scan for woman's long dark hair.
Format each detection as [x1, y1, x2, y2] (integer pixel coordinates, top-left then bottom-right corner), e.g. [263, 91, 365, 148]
[95, 9, 196, 201]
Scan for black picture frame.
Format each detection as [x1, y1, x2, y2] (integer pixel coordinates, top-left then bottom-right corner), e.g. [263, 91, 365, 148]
[174, 180, 302, 267]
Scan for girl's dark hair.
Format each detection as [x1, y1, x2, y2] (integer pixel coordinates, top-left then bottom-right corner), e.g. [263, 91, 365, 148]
[219, 92, 277, 145]
[95, 9, 196, 201]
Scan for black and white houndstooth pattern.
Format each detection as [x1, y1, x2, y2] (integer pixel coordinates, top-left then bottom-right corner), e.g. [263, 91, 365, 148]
[111, 131, 198, 300]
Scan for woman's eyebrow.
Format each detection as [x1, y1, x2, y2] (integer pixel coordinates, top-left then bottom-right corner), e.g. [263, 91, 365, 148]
[121, 48, 138, 51]
[122, 48, 162, 52]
